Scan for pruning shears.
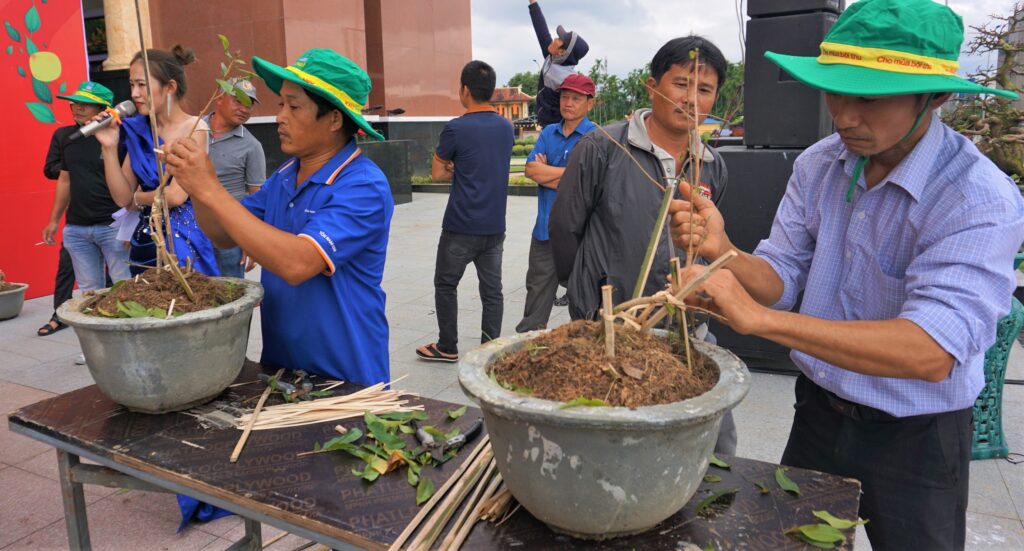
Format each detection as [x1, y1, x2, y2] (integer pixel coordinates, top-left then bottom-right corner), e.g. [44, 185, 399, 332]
[414, 417, 484, 462]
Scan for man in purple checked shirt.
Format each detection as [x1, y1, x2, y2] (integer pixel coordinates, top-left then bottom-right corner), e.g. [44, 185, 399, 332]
[669, 1, 1024, 549]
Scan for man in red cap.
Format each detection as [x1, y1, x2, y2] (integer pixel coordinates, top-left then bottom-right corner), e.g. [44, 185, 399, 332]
[516, 73, 596, 332]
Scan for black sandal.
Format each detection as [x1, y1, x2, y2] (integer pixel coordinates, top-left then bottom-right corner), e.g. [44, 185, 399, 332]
[415, 343, 459, 362]
[37, 316, 68, 336]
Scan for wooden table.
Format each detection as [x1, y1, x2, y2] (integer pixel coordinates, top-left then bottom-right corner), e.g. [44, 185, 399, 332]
[8, 361, 861, 550]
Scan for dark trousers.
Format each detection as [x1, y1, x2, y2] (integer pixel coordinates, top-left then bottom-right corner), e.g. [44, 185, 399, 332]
[434, 230, 505, 354]
[52, 245, 75, 314]
[516, 238, 559, 333]
[781, 375, 971, 551]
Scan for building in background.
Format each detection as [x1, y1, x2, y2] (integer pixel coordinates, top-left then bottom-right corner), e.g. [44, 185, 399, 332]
[491, 86, 534, 122]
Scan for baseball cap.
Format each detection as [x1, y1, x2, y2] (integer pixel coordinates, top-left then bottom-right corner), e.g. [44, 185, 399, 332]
[558, 74, 596, 97]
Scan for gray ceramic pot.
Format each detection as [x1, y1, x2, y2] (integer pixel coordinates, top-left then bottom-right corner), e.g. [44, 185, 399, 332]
[0, 283, 28, 320]
[458, 331, 750, 539]
[58, 278, 263, 414]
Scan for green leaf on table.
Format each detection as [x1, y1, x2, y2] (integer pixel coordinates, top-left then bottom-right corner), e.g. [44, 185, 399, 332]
[24, 5, 40, 33]
[694, 488, 738, 516]
[366, 419, 405, 450]
[708, 454, 730, 469]
[423, 425, 446, 439]
[313, 441, 321, 452]
[446, 405, 467, 420]
[812, 510, 868, 530]
[415, 476, 435, 505]
[398, 424, 416, 434]
[307, 390, 334, 398]
[361, 441, 389, 459]
[218, 34, 229, 51]
[5, 21, 20, 42]
[775, 467, 800, 496]
[379, 411, 429, 422]
[784, 524, 845, 547]
[352, 464, 380, 482]
[754, 481, 771, 495]
[406, 464, 419, 486]
[444, 427, 460, 441]
[703, 474, 722, 483]
[321, 427, 362, 450]
[26, 101, 55, 122]
[560, 397, 607, 409]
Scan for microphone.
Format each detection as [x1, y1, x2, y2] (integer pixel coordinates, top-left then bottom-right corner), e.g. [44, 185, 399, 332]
[69, 100, 137, 142]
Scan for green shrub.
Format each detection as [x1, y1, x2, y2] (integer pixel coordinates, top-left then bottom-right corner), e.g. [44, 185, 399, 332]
[511, 144, 532, 157]
[411, 175, 434, 184]
[509, 176, 536, 186]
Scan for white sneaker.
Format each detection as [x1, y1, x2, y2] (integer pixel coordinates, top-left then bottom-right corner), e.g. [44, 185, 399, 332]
[75, 353, 86, 365]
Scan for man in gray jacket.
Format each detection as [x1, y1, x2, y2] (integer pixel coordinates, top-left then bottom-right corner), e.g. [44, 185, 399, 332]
[549, 36, 735, 453]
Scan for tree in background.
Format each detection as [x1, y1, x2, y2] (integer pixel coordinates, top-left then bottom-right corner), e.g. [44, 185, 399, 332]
[942, 3, 1024, 189]
[506, 71, 539, 97]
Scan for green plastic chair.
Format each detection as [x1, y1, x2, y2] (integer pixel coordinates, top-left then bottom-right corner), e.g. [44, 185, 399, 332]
[972, 296, 1024, 460]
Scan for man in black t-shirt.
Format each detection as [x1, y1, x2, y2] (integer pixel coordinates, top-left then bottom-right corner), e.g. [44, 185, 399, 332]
[41, 82, 130, 294]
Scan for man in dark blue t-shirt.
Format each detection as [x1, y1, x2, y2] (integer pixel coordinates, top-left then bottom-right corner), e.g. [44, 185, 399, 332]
[417, 60, 514, 362]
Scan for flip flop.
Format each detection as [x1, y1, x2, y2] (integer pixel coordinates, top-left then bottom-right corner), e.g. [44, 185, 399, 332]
[416, 343, 458, 363]
[37, 316, 68, 336]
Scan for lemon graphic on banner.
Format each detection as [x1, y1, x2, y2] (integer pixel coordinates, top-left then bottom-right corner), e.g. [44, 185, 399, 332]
[29, 51, 60, 82]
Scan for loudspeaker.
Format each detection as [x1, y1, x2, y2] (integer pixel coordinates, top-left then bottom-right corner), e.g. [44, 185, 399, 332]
[710, 146, 802, 370]
[744, 11, 838, 148]
[748, 0, 844, 17]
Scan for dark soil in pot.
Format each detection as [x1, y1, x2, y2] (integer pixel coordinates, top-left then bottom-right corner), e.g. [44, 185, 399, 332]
[489, 320, 718, 408]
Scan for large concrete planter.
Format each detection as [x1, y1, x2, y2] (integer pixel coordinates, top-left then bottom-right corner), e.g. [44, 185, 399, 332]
[0, 283, 28, 320]
[58, 278, 263, 414]
[459, 332, 750, 539]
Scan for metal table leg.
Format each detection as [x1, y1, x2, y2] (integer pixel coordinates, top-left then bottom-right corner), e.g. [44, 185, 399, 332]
[56, 450, 91, 551]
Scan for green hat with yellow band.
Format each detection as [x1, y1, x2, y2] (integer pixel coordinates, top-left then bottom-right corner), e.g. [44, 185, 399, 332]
[56, 81, 114, 107]
[252, 49, 385, 141]
[765, 0, 1018, 99]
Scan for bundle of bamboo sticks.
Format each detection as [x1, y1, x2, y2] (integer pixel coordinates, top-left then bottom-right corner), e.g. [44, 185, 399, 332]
[388, 439, 516, 551]
[233, 382, 423, 431]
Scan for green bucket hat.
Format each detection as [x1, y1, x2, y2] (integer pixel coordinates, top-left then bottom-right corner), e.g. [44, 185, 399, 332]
[56, 81, 114, 107]
[766, 0, 1018, 99]
[252, 49, 384, 141]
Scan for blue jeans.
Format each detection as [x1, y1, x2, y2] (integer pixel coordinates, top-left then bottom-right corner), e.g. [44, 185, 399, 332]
[215, 246, 244, 278]
[62, 224, 130, 292]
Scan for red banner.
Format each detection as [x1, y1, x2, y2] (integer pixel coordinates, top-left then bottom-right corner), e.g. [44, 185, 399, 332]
[0, 0, 88, 298]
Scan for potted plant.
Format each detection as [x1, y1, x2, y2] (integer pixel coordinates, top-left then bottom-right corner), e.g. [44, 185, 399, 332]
[0, 270, 28, 321]
[57, 35, 264, 413]
[459, 326, 749, 539]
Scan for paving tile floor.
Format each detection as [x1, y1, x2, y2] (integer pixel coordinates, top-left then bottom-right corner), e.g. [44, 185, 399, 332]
[1, 193, 1022, 549]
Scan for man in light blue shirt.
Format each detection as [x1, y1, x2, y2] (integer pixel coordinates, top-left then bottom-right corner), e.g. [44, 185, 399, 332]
[516, 74, 596, 332]
[669, 1, 1024, 548]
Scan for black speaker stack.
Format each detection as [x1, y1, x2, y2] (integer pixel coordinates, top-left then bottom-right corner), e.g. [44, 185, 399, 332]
[710, 0, 844, 369]
[744, 0, 843, 148]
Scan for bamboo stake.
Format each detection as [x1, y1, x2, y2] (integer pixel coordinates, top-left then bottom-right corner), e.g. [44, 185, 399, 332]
[230, 368, 283, 463]
[407, 446, 495, 551]
[438, 459, 498, 550]
[670, 257, 693, 369]
[602, 285, 615, 359]
[631, 183, 676, 299]
[387, 436, 491, 551]
[641, 250, 738, 331]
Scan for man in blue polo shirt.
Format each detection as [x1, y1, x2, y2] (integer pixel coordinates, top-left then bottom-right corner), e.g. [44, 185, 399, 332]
[516, 74, 596, 332]
[166, 49, 393, 386]
[416, 60, 514, 362]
